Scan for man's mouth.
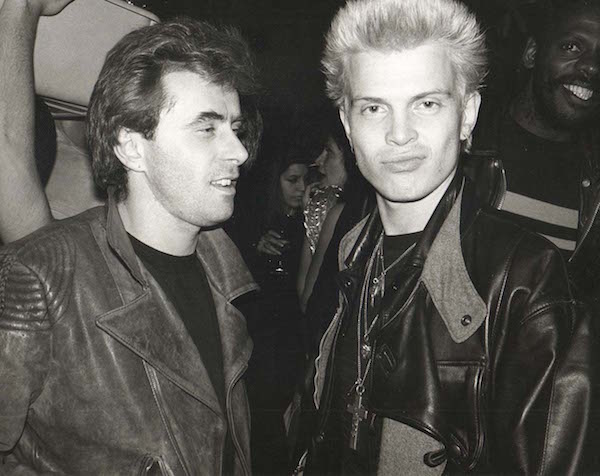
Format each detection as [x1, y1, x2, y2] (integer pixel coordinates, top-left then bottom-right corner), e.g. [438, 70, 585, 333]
[211, 178, 237, 188]
[564, 84, 594, 101]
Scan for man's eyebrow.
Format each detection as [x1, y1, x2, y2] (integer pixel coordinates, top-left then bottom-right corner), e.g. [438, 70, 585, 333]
[188, 111, 225, 126]
[188, 111, 245, 127]
[415, 89, 453, 98]
[350, 96, 389, 107]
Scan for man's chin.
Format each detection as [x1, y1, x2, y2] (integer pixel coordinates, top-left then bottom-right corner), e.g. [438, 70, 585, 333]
[549, 89, 599, 129]
[194, 208, 234, 230]
[551, 106, 599, 130]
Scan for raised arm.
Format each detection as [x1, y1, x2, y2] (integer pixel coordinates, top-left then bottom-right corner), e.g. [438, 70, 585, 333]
[0, 0, 73, 243]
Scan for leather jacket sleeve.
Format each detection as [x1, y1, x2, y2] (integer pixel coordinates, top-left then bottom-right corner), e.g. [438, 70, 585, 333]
[0, 250, 52, 471]
[489, 241, 594, 475]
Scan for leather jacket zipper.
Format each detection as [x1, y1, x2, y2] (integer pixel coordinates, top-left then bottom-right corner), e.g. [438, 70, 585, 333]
[495, 165, 507, 209]
[144, 363, 189, 476]
[137, 454, 166, 475]
[227, 363, 251, 476]
[467, 364, 486, 470]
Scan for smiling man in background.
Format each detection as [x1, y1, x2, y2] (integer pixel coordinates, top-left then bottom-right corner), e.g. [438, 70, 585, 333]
[470, 0, 600, 308]
[0, 0, 261, 473]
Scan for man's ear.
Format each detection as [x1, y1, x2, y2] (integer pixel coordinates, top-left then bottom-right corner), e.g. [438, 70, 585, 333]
[113, 128, 147, 172]
[522, 37, 537, 70]
[339, 104, 353, 151]
[460, 91, 482, 141]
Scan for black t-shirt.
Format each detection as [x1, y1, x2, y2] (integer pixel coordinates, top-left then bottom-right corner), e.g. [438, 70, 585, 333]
[327, 231, 421, 474]
[128, 234, 233, 473]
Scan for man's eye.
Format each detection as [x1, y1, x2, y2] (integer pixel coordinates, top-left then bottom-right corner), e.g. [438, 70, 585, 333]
[232, 122, 246, 136]
[234, 128, 247, 139]
[198, 126, 215, 134]
[562, 42, 581, 53]
[361, 105, 384, 115]
[416, 100, 440, 112]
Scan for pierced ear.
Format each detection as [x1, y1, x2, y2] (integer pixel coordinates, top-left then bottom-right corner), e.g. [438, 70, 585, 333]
[113, 128, 147, 172]
[522, 37, 537, 69]
[460, 91, 482, 141]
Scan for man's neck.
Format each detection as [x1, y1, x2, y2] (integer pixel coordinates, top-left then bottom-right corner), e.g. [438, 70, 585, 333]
[117, 193, 200, 257]
[510, 80, 573, 142]
[378, 171, 455, 236]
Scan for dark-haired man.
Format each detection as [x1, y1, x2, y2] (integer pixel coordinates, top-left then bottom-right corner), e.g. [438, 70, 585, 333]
[0, 0, 261, 473]
[301, 0, 594, 474]
[470, 0, 600, 307]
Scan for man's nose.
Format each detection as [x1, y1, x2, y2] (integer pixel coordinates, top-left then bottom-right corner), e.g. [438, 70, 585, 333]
[577, 50, 600, 81]
[225, 129, 249, 165]
[385, 111, 418, 146]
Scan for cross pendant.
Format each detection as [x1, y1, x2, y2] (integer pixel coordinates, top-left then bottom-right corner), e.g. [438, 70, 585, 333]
[346, 390, 369, 450]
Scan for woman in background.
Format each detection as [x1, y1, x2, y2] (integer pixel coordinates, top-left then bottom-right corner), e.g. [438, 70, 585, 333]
[228, 146, 310, 475]
[297, 114, 356, 313]
[295, 114, 373, 358]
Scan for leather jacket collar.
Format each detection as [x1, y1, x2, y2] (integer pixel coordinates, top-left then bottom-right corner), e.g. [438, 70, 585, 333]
[98, 192, 257, 414]
[104, 191, 258, 301]
[315, 171, 488, 407]
[337, 171, 486, 343]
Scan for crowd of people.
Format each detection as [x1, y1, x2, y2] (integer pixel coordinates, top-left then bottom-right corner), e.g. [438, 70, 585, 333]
[0, 0, 598, 474]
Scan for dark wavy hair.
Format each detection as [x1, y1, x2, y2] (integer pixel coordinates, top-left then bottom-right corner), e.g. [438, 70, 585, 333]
[87, 17, 262, 201]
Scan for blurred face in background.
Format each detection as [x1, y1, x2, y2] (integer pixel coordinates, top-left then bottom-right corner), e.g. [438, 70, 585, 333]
[280, 163, 308, 212]
[315, 136, 348, 187]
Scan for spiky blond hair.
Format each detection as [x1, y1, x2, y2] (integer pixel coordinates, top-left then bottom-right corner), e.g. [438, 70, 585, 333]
[322, 0, 487, 107]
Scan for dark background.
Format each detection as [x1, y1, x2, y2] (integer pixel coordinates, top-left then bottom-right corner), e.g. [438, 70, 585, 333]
[124, 0, 539, 199]
[128, 0, 537, 124]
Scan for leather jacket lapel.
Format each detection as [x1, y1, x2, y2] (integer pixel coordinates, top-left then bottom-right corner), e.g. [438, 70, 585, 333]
[104, 193, 146, 288]
[97, 194, 256, 415]
[195, 228, 256, 387]
[96, 276, 223, 415]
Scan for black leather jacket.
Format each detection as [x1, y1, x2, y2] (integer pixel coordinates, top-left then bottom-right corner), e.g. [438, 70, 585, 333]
[306, 173, 595, 474]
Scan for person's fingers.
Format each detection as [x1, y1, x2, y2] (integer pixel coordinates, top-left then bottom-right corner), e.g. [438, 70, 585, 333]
[265, 242, 282, 255]
[266, 230, 282, 239]
[264, 231, 289, 248]
[257, 236, 282, 255]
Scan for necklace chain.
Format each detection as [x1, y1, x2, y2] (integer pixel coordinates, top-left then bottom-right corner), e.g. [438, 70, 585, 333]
[346, 231, 417, 450]
[354, 236, 380, 389]
[355, 232, 416, 389]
